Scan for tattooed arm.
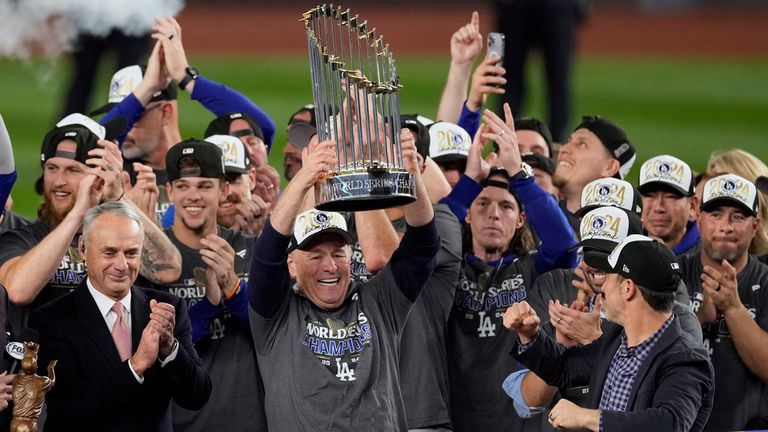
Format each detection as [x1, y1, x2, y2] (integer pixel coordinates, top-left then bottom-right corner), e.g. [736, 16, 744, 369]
[122, 197, 182, 283]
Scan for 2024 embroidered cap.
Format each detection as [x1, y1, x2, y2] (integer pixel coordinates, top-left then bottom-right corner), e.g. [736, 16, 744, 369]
[638, 154, 695, 197]
[571, 206, 643, 253]
[428, 121, 471, 164]
[288, 209, 354, 252]
[701, 173, 758, 217]
[205, 134, 251, 174]
[575, 177, 643, 217]
[90, 65, 177, 116]
[584, 234, 682, 293]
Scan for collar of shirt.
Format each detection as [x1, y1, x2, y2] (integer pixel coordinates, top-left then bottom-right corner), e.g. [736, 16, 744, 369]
[87, 278, 132, 330]
[617, 313, 675, 360]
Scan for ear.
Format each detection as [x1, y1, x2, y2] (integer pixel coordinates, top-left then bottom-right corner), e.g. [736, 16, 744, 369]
[287, 255, 298, 279]
[220, 179, 230, 197]
[78, 236, 86, 254]
[623, 278, 638, 301]
[688, 195, 700, 221]
[248, 167, 257, 191]
[464, 210, 472, 225]
[601, 158, 621, 178]
[166, 182, 174, 202]
[516, 210, 527, 229]
[160, 102, 174, 126]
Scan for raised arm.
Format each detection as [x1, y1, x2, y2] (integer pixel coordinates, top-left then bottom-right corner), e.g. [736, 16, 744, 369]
[483, 105, 577, 272]
[0, 175, 100, 304]
[153, 17, 275, 145]
[436, 11, 483, 123]
[247, 139, 337, 317]
[0, 114, 16, 216]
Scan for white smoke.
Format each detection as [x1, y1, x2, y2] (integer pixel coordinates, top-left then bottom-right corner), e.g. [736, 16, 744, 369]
[0, 0, 184, 58]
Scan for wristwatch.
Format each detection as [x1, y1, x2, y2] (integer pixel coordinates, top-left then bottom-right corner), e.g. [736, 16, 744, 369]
[178, 66, 200, 90]
[510, 162, 534, 182]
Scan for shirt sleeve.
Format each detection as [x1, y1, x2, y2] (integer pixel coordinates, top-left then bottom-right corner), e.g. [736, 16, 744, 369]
[438, 174, 483, 222]
[100, 93, 145, 145]
[224, 279, 251, 332]
[502, 369, 546, 419]
[511, 176, 578, 273]
[389, 218, 441, 302]
[190, 76, 276, 146]
[247, 220, 292, 318]
[457, 101, 481, 138]
[187, 297, 222, 343]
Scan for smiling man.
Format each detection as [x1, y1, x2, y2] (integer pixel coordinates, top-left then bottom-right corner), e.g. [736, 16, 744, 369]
[553, 116, 636, 233]
[30, 201, 210, 431]
[151, 139, 266, 432]
[0, 114, 180, 311]
[247, 133, 439, 431]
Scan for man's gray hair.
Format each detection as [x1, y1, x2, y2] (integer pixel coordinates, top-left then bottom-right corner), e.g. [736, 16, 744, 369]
[82, 201, 144, 242]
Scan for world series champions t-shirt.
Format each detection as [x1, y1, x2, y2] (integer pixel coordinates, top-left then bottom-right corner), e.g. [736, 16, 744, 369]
[0, 220, 86, 311]
[447, 252, 541, 432]
[679, 254, 768, 430]
[148, 227, 267, 432]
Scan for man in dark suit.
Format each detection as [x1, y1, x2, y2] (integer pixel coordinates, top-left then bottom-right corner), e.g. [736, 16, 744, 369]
[503, 235, 714, 432]
[30, 200, 211, 431]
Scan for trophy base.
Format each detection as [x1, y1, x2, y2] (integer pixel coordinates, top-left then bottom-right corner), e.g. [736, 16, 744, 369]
[315, 168, 416, 212]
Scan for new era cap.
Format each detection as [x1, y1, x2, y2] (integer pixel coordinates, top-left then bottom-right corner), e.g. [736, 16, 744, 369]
[288, 209, 354, 252]
[575, 178, 643, 217]
[205, 112, 267, 150]
[571, 206, 643, 253]
[286, 104, 318, 150]
[584, 234, 682, 293]
[574, 116, 636, 180]
[40, 113, 126, 166]
[204, 135, 251, 174]
[166, 139, 226, 182]
[701, 173, 758, 217]
[428, 121, 471, 163]
[90, 65, 177, 116]
[638, 155, 694, 197]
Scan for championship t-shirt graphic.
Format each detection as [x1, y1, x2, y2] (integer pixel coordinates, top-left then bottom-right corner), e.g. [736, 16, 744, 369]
[300, 310, 373, 382]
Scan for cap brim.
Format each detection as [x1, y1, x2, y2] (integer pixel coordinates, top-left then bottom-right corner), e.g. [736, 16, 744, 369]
[224, 166, 249, 175]
[638, 181, 690, 197]
[583, 250, 614, 273]
[288, 228, 354, 253]
[89, 103, 117, 117]
[701, 198, 757, 217]
[432, 154, 468, 164]
[574, 205, 597, 218]
[569, 238, 618, 253]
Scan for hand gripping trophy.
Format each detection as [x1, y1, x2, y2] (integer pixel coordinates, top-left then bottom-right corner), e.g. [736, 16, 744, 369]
[11, 340, 56, 432]
[302, 4, 416, 211]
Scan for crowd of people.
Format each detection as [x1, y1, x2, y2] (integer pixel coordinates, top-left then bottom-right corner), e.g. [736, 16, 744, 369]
[0, 12, 766, 432]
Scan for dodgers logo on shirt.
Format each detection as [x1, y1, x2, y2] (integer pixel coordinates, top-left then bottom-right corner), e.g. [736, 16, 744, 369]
[301, 311, 372, 382]
[455, 272, 527, 338]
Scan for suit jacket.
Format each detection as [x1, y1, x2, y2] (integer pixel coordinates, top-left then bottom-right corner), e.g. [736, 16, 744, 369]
[513, 317, 715, 432]
[29, 282, 211, 432]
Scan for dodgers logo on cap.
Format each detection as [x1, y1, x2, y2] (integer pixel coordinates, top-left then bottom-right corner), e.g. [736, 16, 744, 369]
[702, 173, 758, 216]
[638, 155, 693, 197]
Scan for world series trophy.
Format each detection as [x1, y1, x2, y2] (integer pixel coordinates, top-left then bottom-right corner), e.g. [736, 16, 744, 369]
[302, 4, 416, 211]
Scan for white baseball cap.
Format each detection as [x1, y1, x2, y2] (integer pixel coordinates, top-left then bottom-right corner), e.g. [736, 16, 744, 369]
[576, 178, 642, 217]
[205, 134, 251, 174]
[701, 173, 758, 216]
[428, 121, 471, 163]
[572, 206, 643, 252]
[638, 155, 694, 197]
[289, 209, 354, 252]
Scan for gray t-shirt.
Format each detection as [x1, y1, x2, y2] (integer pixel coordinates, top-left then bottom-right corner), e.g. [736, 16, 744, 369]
[679, 254, 768, 430]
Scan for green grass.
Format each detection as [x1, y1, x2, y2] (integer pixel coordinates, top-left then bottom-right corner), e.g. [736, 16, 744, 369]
[2, 54, 767, 218]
